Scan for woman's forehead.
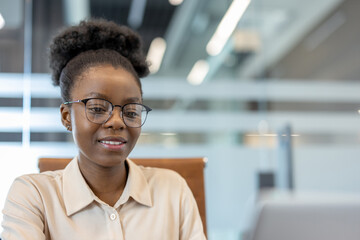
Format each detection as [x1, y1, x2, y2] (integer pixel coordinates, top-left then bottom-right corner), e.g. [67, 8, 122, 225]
[72, 65, 141, 99]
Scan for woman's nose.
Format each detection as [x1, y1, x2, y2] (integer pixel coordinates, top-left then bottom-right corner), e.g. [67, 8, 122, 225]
[103, 107, 126, 129]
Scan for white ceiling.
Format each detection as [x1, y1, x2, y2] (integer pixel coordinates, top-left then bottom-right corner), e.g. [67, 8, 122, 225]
[0, 0, 349, 80]
[158, 0, 345, 80]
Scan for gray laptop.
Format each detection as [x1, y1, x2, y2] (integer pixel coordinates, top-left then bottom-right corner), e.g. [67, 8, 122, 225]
[246, 191, 360, 240]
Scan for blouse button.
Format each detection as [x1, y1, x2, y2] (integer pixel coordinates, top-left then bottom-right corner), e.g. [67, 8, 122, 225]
[110, 213, 117, 221]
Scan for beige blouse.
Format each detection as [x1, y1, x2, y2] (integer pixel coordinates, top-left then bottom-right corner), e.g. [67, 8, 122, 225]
[1, 158, 206, 240]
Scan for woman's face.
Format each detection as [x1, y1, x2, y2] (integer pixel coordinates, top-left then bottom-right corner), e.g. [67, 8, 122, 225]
[61, 64, 142, 168]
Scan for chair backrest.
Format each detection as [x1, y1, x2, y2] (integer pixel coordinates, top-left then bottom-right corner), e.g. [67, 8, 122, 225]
[38, 157, 207, 235]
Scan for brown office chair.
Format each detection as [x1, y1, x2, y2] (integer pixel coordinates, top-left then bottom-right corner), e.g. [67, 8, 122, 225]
[38, 157, 207, 235]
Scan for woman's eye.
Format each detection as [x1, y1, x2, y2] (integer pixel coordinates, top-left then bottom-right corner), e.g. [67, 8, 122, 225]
[125, 111, 139, 118]
[88, 107, 107, 114]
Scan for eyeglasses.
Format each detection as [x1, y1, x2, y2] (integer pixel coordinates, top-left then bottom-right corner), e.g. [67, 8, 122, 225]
[64, 98, 152, 128]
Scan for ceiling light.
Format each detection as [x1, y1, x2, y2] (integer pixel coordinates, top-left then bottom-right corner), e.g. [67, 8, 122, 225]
[187, 60, 209, 85]
[0, 13, 5, 30]
[169, 0, 183, 6]
[147, 37, 167, 74]
[206, 0, 251, 56]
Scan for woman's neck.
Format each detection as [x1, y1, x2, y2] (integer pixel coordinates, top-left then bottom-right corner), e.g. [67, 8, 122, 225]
[78, 158, 128, 207]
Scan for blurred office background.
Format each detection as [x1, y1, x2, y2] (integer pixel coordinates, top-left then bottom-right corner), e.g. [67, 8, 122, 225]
[1, 0, 360, 239]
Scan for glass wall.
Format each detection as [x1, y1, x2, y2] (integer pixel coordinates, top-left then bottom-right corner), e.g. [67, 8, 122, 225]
[1, 0, 360, 239]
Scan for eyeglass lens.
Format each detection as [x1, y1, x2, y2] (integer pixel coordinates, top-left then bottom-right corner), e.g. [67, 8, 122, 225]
[85, 99, 147, 127]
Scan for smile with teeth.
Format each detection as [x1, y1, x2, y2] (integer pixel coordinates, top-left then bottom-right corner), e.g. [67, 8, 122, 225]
[100, 140, 124, 145]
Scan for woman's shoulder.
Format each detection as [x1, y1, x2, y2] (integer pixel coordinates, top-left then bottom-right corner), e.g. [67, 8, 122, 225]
[4, 170, 65, 210]
[17, 169, 64, 181]
[11, 170, 65, 193]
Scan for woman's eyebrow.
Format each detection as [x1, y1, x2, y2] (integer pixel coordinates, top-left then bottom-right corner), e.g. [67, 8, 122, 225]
[87, 92, 108, 99]
[126, 97, 141, 102]
[86, 93, 141, 103]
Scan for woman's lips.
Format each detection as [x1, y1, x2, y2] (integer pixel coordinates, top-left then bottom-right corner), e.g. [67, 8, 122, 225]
[100, 140, 124, 145]
[99, 140, 126, 150]
[98, 137, 127, 150]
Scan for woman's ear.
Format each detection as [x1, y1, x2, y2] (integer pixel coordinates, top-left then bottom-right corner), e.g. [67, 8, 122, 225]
[60, 104, 72, 131]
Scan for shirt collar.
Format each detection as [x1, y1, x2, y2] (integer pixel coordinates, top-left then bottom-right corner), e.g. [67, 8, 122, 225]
[63, 157, 153, 216]
[116, 159, 153, 208]
[63, 157, 95, 216]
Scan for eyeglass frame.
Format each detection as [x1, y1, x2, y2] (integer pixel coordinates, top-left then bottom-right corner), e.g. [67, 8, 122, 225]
[63, 98, 152, 128]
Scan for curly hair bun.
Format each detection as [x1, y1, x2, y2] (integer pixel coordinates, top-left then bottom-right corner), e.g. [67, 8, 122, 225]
[49, 18, 149, 86]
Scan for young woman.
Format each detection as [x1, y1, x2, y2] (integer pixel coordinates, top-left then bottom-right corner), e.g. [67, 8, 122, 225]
[1, 19, 205, 240]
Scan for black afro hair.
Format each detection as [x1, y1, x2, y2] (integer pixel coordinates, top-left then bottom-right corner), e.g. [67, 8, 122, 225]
[49, 18, 149, 86]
